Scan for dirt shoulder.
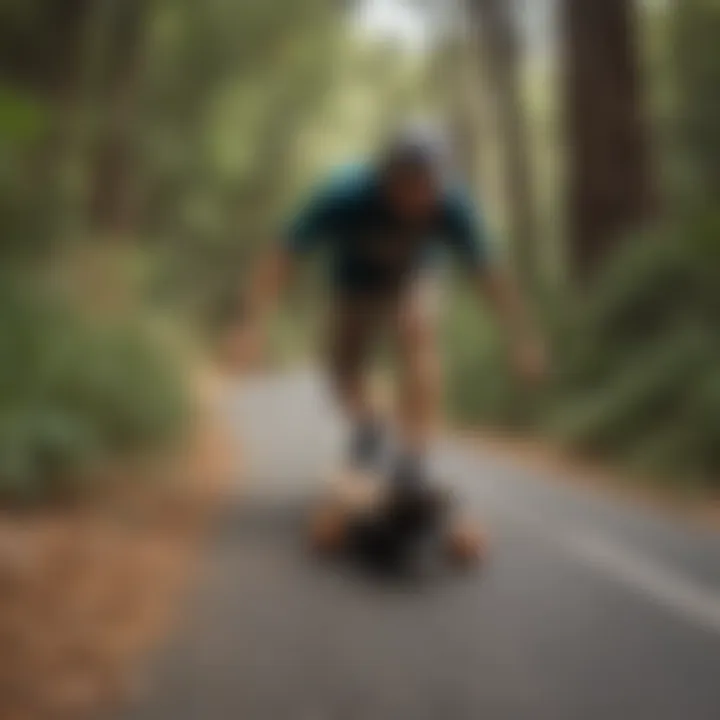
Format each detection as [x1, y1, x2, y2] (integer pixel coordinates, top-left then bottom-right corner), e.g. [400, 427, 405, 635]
[0, 369, 236, 720]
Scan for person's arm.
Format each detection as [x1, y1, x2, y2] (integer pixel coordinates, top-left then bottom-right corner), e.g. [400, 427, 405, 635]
[475, 267, 546, 383]
[445, 191, 547, 384]
[237, 178, 337, 365]
[229, 246, 294, 368]
[245, 245, 295, 329]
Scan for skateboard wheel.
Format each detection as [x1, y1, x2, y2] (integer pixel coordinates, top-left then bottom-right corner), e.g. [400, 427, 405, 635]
[445, 523, 487, 565]
[308, 505, 348, 554]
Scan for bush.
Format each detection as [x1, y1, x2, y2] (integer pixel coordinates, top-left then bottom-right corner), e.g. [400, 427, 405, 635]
[547, 212, 720, 481]
[445, 210, 720, 486]
[0, 277, 189, 502]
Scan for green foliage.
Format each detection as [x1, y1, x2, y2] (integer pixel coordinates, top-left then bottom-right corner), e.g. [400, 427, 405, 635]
[138, 0, 345, 320]
[0, 277, 188, 502]
[672, 0, 720, 201]
[0, 83, 56, 260]
[0, 84, 46, 145]
[546, 211, 720, 481]
[0, 0, 427, 504]
[446, 210, 720, 485]
[443, 287, 528, 428]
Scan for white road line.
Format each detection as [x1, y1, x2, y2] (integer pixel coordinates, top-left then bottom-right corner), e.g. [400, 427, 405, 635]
[487, 499, 720, 636]
[445, 449, 720, 635]
[565, 533, 720, 636]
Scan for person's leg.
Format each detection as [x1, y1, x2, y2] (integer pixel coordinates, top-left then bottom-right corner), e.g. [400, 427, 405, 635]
[310, 294, 388, 551]
[392, 275, 443, 486]
[327, 294, 386, 471]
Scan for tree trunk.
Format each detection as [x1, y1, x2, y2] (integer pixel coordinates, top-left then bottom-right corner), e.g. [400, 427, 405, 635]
[88, 1, 146, 236]
[562, 0, 654, 281]
[0, 0, 94, 202]
[428, 36, 480, 188]
[467, 0, 539, 293]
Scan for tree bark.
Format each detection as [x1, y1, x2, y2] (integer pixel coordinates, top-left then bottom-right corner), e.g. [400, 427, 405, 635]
[467, 0, 539, 293]
[88, 1, 146, 236]
[562, 0, 655, 281]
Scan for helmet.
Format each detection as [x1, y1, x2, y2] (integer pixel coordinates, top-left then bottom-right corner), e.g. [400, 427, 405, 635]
[379, 120, 453, 186]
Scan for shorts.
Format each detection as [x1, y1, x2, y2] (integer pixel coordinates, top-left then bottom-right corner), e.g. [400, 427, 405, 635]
[327, 269, 443, 379]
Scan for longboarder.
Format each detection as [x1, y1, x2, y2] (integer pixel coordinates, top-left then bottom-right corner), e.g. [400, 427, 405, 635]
[242, 123, 546, 564]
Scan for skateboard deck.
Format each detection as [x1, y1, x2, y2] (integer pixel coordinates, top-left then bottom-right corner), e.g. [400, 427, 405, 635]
[308, 468, 485, 569]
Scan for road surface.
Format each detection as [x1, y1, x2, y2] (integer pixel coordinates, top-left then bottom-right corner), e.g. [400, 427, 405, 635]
[124, 371, 720, 720]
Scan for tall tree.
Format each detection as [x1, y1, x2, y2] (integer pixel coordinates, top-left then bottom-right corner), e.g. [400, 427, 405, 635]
[466, 0, 539, 292]
[562, 0, 654, 281]
[428, 34, 483, 189]
[87, 0, 147, 235]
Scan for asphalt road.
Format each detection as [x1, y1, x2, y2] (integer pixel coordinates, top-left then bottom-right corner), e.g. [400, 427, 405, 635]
[124, 371, 720, 720]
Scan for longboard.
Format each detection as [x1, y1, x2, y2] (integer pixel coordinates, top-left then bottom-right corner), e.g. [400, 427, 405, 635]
[308, 467, 486, 567]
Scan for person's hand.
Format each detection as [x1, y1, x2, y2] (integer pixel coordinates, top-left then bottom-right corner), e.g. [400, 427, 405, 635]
[220, 318, 266, 372]
[510, 336, 548, 386]
[245, 319, 268, 367]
